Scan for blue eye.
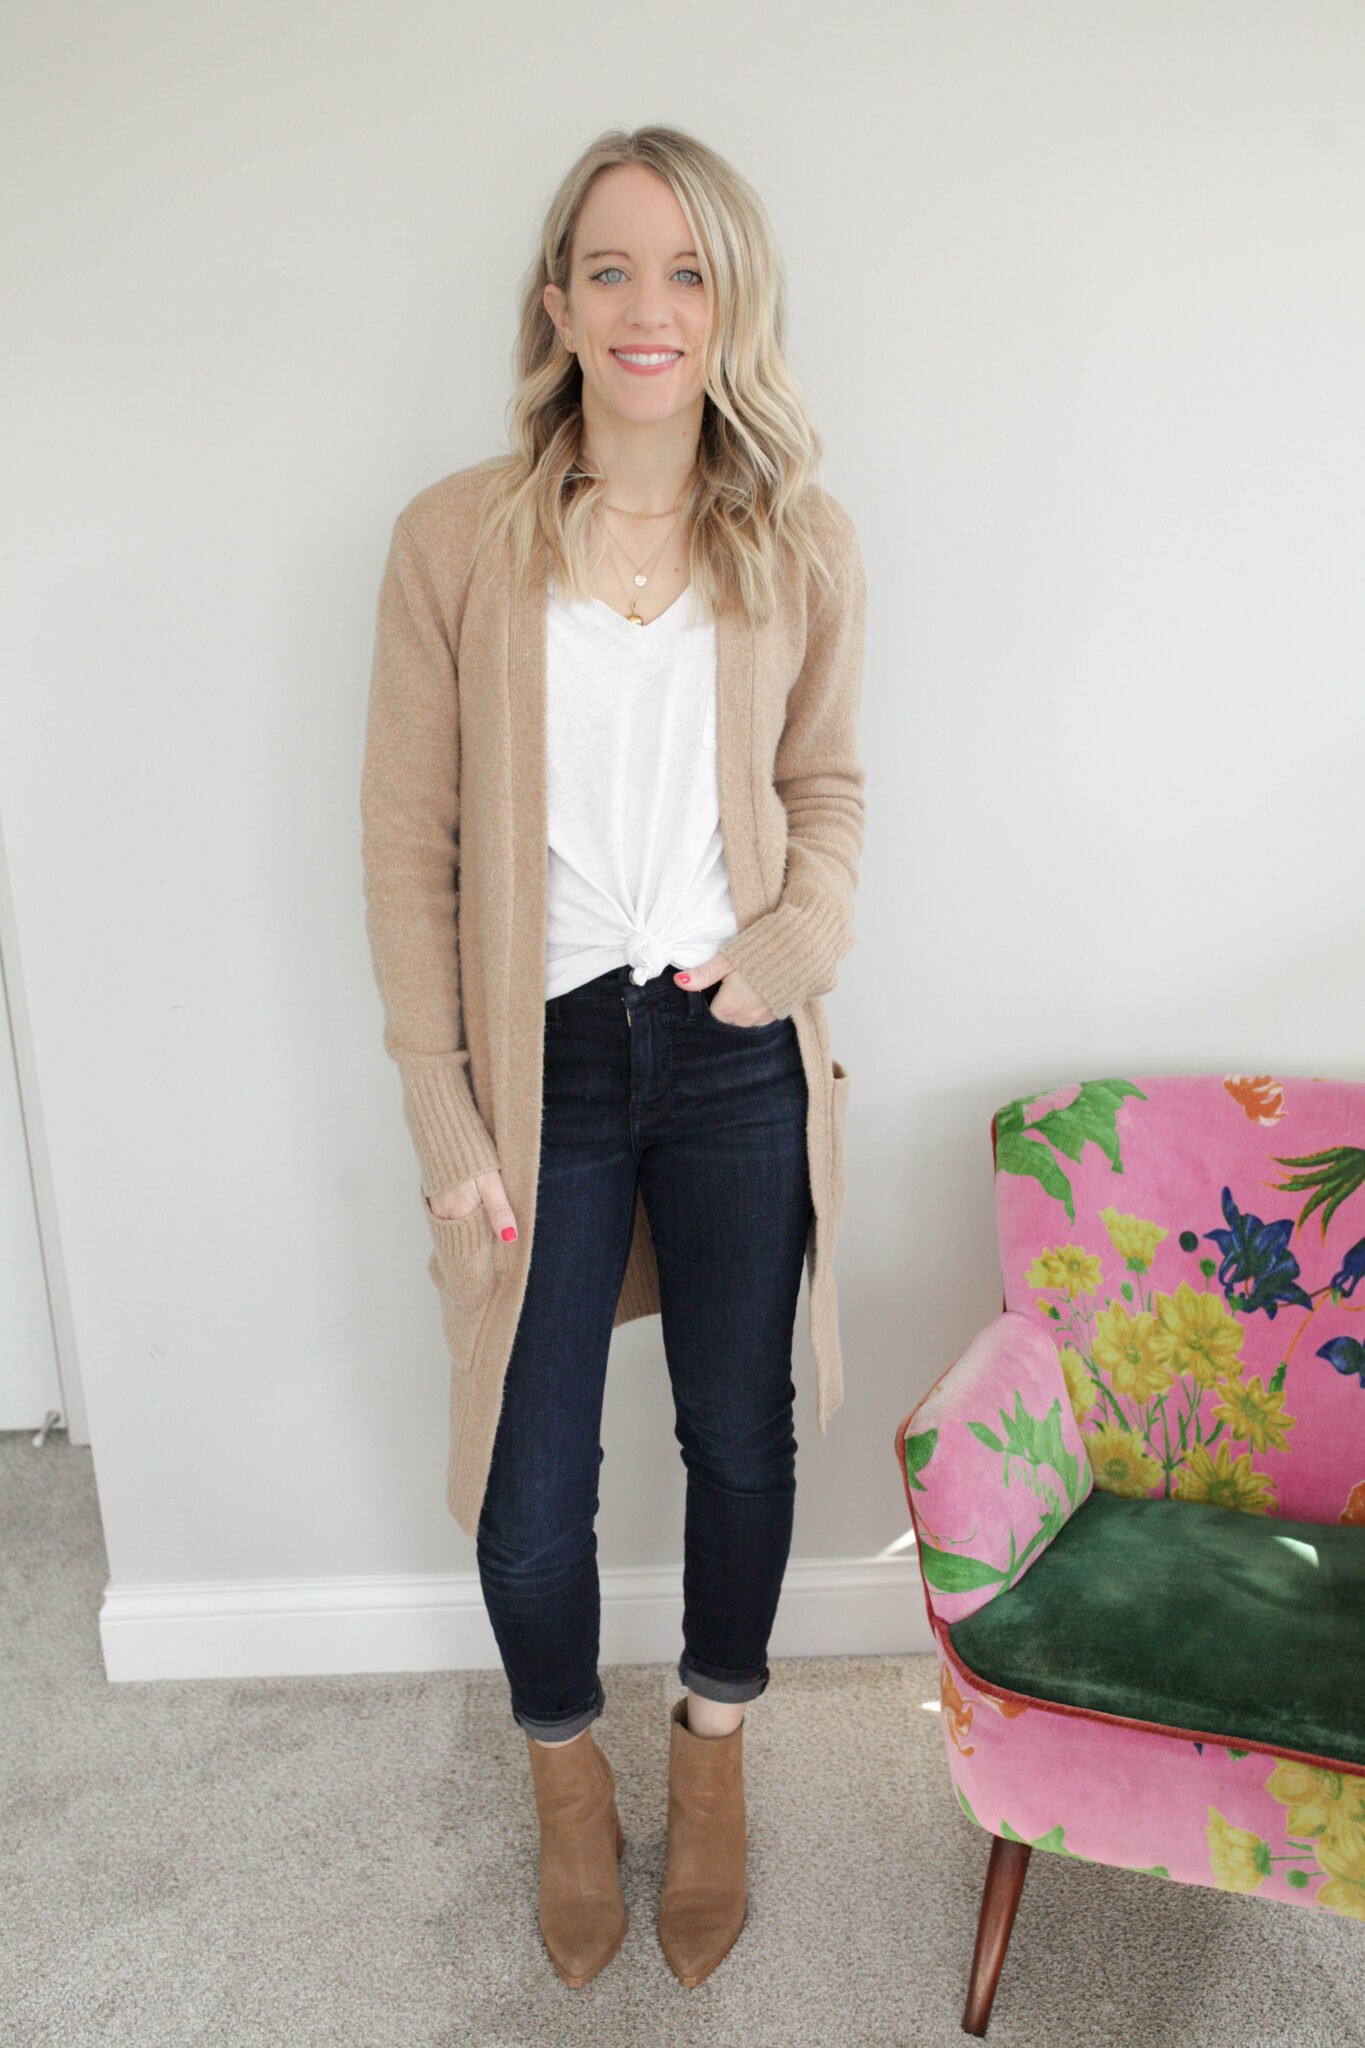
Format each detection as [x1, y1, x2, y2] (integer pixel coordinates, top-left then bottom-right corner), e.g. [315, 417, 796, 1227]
[589, 267, 705, 288]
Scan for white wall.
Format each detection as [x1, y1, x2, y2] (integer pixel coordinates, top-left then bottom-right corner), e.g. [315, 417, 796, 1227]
[3, 2, 1362, 1676]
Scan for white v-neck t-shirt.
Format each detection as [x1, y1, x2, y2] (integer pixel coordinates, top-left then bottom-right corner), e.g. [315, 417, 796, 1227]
[543, 577, 740, 1000]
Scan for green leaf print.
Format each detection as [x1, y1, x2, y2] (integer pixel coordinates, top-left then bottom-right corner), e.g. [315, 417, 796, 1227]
[968, 1422, 1005, 1452]
[1269, 1144, 1365, 1237]
[903, 1427, 938, 1493]
[994, 1126, 1078, 1217]
[997, 1819, 1075, 1856]
[994, 1080, 1148, 1221]
[1030, 1825, 1074, 1856]
[1001, 1391, 1082, 1510]
[936, 1390, 1088, 1595]
[962, 1802, 1165, 1877]
[917, 1544, 1008, 1594]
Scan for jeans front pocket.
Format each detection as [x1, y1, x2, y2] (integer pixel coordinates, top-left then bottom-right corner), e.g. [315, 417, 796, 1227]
[699, 988, 788, 1038]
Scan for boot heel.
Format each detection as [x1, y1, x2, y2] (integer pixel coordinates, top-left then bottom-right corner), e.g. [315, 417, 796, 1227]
[615, 1814, 626, 1857]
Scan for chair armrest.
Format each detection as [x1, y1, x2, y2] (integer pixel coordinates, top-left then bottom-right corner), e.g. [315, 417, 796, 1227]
[894, 1310, 1093, 1626]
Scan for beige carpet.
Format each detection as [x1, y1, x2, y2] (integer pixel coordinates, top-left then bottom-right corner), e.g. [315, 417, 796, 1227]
[4, 1433, 1362, 2047]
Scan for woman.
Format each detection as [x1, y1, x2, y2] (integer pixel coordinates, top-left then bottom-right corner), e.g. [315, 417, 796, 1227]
[360, 124, 866, 1991]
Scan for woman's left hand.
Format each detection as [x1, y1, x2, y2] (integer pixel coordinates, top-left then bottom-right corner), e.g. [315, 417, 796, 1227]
[673, 953, 777, 1028]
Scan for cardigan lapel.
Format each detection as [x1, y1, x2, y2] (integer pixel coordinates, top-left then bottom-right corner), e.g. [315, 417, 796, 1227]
[713, 588, 763, 927]
[500, 530, 549, 1118]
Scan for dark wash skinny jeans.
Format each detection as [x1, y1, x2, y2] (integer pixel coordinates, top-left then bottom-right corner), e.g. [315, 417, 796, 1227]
[475, 959, 813, 1743]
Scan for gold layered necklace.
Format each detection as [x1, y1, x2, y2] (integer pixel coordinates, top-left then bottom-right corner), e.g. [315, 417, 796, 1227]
[595, 491, 689, 625]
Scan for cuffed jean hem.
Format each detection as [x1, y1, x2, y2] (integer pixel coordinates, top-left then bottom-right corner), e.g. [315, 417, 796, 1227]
[678, 1655, 770, 1705]
[512, 1677, 606, 1744]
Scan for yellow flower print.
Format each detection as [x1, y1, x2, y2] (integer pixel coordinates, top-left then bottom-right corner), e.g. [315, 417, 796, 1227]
[1263, 1761, 1365, 1916]
[1026, 1251, 1067, 1291]
[1150, 1281, 1245, 1388]
[1319, 1877, 1365, 1921]
[1266, 1762, 1343, 1839]
[1026, 1245, 1103, 1299]
[1058, 1345, 1099, 1421]
[1093, 1302, 1173, 1401]
[1336, 1776, 1365, 1837]
[1316, 1816, 1365, 1923]
[1213, 1375, 1296, 1455]
[1098, 1205, 1169, 1274]
[1174, 1442, 1277, 1515]
[1084, 1422, 1161, 1499]
[1207, 1808, 1270, 1893]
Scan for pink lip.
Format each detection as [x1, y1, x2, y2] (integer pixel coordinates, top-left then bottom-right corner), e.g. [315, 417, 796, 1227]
[610, 349, 682, 377]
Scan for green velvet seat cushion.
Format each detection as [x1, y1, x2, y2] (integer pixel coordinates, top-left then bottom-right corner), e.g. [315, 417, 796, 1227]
[949, 1490, 1365, 1768]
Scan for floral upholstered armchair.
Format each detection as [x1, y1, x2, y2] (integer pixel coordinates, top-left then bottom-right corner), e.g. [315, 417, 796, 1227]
[893, 1074, 1365, 2036]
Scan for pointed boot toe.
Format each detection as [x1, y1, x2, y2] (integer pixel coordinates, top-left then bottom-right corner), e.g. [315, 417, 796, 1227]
[526, 1730, 628, 1987]
[658, 1697, 748, 1988]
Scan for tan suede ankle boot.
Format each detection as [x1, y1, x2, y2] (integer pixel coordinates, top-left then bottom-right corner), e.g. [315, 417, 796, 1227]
[525, 1729, 628, 1987]
[657, 1696, 748, 1987]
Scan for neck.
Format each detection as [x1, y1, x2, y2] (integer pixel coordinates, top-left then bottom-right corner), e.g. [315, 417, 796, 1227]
[579, 405, 701, 516]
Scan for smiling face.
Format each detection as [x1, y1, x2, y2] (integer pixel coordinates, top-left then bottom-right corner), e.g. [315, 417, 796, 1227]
[544, 162, 710, 435]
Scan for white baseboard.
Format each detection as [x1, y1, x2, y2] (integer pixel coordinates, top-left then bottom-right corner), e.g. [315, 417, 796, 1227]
[99, 1550, 931, 1682]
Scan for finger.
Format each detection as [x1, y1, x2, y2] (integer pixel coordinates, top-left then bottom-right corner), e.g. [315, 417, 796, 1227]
[672, 950, 731, 991]
[475, 1168, 518, 1243]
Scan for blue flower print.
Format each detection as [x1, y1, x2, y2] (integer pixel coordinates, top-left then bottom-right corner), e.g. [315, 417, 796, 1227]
[1329, 1236, 1365, 1299]
[1316, 1335, 1365, 1388]
[1204, 1186, 1315, 1319]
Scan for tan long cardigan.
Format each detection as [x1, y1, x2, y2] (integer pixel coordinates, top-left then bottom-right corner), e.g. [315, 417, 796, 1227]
[360, 458, 867, 1536]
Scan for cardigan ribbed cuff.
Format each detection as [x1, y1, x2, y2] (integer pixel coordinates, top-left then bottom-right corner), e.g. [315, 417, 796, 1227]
[398, 1053, 502, 1199]
[720, 894, 852, 1020]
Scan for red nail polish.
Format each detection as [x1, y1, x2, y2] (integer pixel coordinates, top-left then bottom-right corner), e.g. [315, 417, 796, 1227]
[676, 972, 691, 983]
[502, 1226, 517, 1241]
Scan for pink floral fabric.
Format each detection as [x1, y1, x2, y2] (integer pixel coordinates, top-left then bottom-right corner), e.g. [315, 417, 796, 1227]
[937, 1634, 1365, 1923]
[902, 1312, 1091, 1624]
[994, 1074, 1365, 1525]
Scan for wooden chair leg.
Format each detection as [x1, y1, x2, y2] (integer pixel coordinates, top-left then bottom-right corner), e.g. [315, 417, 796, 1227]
[962, 1834, 1032, 2037]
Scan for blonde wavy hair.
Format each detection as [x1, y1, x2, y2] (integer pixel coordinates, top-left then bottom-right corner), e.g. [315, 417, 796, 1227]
[470, 124, 841, 625]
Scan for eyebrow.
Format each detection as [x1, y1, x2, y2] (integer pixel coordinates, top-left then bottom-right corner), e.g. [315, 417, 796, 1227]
[580, 249, 698, 264]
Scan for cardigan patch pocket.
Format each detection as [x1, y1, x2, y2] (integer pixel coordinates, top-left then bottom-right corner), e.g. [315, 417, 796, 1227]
[827, 1059, 850, 1248]
[424, 1195, 497, 1322]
